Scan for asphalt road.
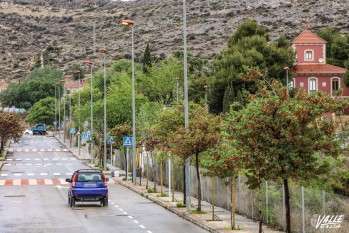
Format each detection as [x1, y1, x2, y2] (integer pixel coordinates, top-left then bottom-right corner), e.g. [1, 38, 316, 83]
[0, 134, 208, 233]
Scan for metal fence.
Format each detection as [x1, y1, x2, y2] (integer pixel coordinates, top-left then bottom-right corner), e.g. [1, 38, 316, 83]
[112, 150, 349, 232]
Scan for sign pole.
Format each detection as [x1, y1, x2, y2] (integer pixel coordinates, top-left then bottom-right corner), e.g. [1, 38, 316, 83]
[126, 147, 129, 181]
[110, 144, 113, 166]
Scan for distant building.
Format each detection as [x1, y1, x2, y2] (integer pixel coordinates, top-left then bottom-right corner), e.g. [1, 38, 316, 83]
[64, 80, 88, 94]
[292, 29, 347, 96]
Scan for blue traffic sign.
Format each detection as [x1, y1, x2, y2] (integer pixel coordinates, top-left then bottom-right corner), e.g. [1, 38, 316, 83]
[123, 137, 132, 147]
[70, 128, 76, 134]
[107, 136, 114, 144]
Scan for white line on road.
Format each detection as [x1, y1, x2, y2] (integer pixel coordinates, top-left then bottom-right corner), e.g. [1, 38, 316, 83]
[133, 220, 139, 224]
[123, 212, 127, 215]
[139, 225, 145, 229]
[53, 173, 61, 176]
[28, 173, 35, 176]
[14, 174, 22, 176]
[128, 216, 133, 219]
[26, 164, 32, 165]
[1, 174, 8, 176]
[40, 173, 47, 176]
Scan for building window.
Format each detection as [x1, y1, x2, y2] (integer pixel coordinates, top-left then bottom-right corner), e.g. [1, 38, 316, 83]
[305, 50, 314, 61]
[332, 78, 340, 96]
[309, 78, 317, 93]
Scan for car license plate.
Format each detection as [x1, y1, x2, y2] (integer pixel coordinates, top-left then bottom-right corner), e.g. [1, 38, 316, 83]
[84, 183, 96, 188]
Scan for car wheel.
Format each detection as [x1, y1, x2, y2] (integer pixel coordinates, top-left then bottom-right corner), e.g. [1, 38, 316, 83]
[70, 198, 75, 207]
[102, 198, 108, 207]
[25, 132, 29, 135]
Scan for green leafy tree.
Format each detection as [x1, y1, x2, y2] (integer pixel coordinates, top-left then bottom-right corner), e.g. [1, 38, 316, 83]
[27, 97, 55, 125]
[209, 20, 294, 113]
[227, 67, 349, 233]
[0, 67, 63, 109]
[142, 44, 152, 74]
[0, 111, 23, 153]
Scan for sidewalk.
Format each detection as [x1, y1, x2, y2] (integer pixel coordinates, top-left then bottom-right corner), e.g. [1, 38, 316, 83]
[54, 133, 284, 233]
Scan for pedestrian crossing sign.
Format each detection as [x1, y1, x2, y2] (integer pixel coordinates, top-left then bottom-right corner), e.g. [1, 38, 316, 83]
[123, 136, 132, 147]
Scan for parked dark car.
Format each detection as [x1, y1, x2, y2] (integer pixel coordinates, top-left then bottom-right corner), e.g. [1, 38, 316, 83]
[65, 169, 109, 207]
[31, 124, 47, 135]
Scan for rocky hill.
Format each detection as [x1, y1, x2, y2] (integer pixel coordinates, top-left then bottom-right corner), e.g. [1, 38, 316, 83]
[1, 0, 349, 82]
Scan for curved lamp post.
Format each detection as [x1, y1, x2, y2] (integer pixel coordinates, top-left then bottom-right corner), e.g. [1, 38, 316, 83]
[120, 19, 136, 184]
[64, 75, 73, 147]
[99, 48, 107, 171]
[73, 70, 81, 155]
[84, 60, 94, 163]
[284, 66, 289, 89]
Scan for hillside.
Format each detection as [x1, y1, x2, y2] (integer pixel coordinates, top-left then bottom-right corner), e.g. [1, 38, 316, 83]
[1, 0, 349, 81]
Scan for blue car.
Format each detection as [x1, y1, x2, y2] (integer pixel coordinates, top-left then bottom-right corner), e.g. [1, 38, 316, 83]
[65, 169, 109, 207]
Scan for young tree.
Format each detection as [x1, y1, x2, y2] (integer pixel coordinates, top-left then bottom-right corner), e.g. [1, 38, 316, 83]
[171, 104, 222, 211]
[227, 67, 349, 232]
[0, 111, 23, 153]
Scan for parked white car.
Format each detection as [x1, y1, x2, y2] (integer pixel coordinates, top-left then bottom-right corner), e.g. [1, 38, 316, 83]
[24, 129, 33, 135]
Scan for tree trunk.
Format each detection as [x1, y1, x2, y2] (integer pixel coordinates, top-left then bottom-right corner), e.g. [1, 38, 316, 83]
[196, 153, 202, 211]
[231, 177, 236, 229]
[0, 139, 4, 153]
[284, 179, 291, 233]
[183, 164, 186, 205]
[259, 185, 263, 233]
[146, 151, 149, 189]
[160, 158, 163, 195]
[211, 176, 215, 221]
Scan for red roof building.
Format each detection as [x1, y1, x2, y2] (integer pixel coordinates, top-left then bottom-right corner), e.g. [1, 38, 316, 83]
[291, 29, 347, 96]
[0, 81, 8, 93]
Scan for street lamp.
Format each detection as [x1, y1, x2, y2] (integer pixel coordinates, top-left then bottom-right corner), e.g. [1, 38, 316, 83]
[84, 60, 94, 163]
[52, 83, 57, 135]
[58, 81, 61, 138]
[99, 47, 107, 171]
[64, 75, 73, 148]
[120, 19, 136, 184]
[73, 70, 81, 155]
[284, 66, 289, 89]
[60, 79, 66, 142]
[183, 0, 191, 211]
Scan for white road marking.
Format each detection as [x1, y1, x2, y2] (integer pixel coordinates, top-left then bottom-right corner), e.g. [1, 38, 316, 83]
[45, 179, 53, 185]
[40, 173, 48, 176]
[35, 158, 40, 161]
[26, 164, 32, 165]
[28, 173, 35, 176]
[4, 164, 11, 166]
[119, 208, 123, 211]
[53, 173, 61, 176]
[15, 159, 22, 161]
[29, 179, 37, 185]
[128, 216, 133, 219]
[6, 158, 12, 161]
[14, 173, 22, 176]
[1, 174, 8, 176]
[25, 158, 31, 161]
[114, 204, 119, 207]
[44, 158, 49, 161]
[133, 220, 139, 224]
[36, 164, 42, 166]
[147, 231, 152, 233]
[13, 179, 21, 185]
[123, 212, 127, 215]
[0, 180, 5, 185]
[139, 225, 145, 229]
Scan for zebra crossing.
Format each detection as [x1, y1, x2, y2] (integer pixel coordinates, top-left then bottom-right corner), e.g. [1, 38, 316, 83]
[0, 178, 116, 186]
[0, 172, 73, 177]
[8, 148, 69, 152]
[5, 157, 77, 161]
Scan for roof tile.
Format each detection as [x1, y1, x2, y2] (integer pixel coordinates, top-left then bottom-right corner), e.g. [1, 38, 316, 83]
[292, 28, 327, 44]
[294, 63, 346, 74]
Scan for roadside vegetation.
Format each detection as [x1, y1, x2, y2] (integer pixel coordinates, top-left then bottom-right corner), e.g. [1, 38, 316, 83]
[1, 21, 349, 232]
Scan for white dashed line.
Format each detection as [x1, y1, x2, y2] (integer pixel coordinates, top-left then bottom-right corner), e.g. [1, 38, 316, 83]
[140, 225, 145, 229]
[123, 212, 127, 215]
[128, 216, 133, 219]
[114, 204, 118, 207]
[40, 173, 47, 176]
[14, 174, 22, 176]
[25, 158, 31, 161]
[1, 174, 8, 176]
[35, 158, 40, 161]
[119, 208, 123, 211]
[134, 220, 139, 224]
[53, 173, 61, 176]
[26, 164, 32, 166]
[147, 231, 152, 233]
[28, 173, 35, 176]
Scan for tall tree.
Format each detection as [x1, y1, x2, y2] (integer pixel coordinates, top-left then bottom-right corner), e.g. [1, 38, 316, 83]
[209, 20, 294, 113]
[142, 44, 152, 74]
[227, 67, 349, 232]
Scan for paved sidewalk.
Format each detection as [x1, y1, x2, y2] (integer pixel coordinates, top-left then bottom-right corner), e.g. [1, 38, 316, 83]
[54, 132, 284, 233]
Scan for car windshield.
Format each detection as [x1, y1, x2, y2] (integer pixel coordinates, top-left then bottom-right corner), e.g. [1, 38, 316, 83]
[77, 173, 102, 182]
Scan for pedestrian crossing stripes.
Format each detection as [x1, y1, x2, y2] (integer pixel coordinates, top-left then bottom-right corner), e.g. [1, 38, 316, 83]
[8, 148, 69, 152]
[0, 178, 116, 186]
[5, 158, 77, 161]
[1, 172, 73, 177]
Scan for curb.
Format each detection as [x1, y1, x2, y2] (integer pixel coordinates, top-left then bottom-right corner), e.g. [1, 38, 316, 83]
[116, 180, 221, 233]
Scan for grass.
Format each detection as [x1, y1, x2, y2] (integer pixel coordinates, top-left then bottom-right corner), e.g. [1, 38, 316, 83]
[176, 202, 186, 208]
[190, 209, 208, 214]
[147, 188, 157, 193]
[156, 193, 169, 197]
[122, 177, 132, 181]
[223, 226, 242, 230]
